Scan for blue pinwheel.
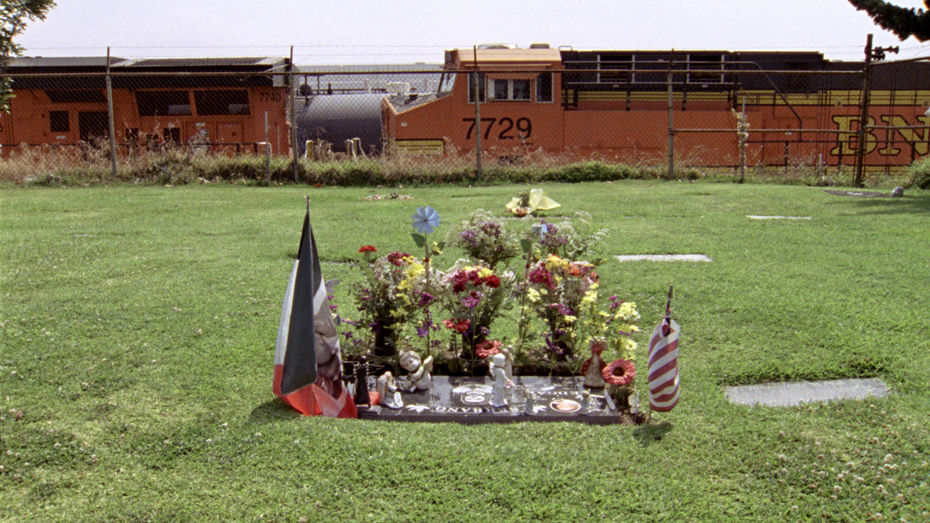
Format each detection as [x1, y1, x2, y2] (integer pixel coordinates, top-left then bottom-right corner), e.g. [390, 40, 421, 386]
[412, 205, 440, 234]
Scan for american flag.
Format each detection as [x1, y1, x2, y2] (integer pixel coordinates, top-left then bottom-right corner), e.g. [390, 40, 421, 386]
[647, 294, 680, 413]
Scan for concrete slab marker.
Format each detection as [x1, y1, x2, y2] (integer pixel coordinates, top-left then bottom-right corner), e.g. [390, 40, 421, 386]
[724, 378, 889, 407]
[746, 215, 812, 220]
[615, 254, 712, 262]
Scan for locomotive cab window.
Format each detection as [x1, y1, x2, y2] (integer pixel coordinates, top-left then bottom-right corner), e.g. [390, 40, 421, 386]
[536, 73, 552, 102]
[49, 111, 69, 133]
[489, 79, 531, 101]
[194, 90, 250, 115]
[467, 72, 486, 103]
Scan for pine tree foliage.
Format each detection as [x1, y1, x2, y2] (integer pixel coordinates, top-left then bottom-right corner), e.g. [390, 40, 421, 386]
[1, 0, 55, 111]
[848, 0, 930, 41]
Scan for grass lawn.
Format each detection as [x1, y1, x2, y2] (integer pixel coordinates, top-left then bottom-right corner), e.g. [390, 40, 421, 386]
[2, 181, 929, 520]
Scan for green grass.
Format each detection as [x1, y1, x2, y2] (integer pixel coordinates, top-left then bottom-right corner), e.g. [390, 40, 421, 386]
[2, 182, 929, 521]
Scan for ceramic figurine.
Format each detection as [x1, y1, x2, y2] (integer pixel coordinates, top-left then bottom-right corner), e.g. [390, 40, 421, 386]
[500, 345, 514, 381]
[582, 340, 607, 388]
[489, 353, 514, 408]
[376, 371, 404, 409]
[398, 350, 433, 392]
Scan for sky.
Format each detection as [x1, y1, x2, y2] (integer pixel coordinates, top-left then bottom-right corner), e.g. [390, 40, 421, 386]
[16, 0, 930, 65]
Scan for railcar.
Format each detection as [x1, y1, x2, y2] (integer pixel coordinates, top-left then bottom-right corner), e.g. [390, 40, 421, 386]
[381, 45, 930, 169]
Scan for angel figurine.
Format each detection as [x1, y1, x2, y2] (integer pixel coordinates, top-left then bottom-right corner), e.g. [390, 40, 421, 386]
[398, 350, 433, 392]
[489, 353, 514, 408]
[376, 371, 404, 409]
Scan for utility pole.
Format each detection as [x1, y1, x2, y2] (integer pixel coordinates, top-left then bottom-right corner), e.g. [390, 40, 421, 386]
[854, 34, 899, 187]
[854, 34, 873, 188]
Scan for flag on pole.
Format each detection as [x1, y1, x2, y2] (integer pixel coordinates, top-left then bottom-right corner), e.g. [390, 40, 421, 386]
[273, 204, 357, 418]
[647, 289, 680, 413]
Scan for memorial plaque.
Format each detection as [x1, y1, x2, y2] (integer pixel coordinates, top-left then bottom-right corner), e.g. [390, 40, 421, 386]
[358, 376, 635, 424]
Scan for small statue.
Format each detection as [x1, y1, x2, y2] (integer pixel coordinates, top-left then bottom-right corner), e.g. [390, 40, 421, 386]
[489, 353, 514, 408]
[376, 371, 403, 409]
[398, 350, 433, 392]
[500, 345, 514, 381]
[582, 340, 607, 388]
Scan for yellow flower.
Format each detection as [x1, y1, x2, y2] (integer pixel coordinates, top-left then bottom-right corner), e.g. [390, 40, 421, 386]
[527, 288, 541, 303]
[545, 254, 566, 272]
[581, 290, 598, 305]
[564, 315, 577, 324]
[477, 267, 494, 279]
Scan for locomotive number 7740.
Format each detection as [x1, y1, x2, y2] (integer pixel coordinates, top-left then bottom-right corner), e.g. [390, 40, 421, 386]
[462, 117, 532, 140]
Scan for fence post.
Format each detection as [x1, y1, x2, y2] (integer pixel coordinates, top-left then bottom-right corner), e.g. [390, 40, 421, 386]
[854, 34, 873, 187]
[105, 47, 117, 179]
[473, 45, 483, 178]
[264, 111, 271, 182]
[289, 46, 299, 184]
[667, 51, 675, 179]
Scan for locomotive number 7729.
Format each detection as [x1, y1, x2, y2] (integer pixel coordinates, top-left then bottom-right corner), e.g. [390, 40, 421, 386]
[462, 117, 532, 140]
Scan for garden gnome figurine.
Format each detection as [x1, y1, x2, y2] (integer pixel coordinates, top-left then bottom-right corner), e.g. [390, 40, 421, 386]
[489, 353, 514, 408]
[398, 350, 433, 392]
[582, 340, 607, 388]
[376, 371, 403, 409]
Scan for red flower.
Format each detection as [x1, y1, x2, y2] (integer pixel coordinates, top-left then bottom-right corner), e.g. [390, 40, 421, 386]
[475, 340, 503, 359]
[386, 251, 411, 266]
[442, 318, 471, 334]
[358, 245, 377, 253]
[483, 274, 501, 288]
[602, 359, 636, 386]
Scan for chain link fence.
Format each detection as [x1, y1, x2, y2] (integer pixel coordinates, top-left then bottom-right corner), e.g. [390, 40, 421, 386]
[1, 50, 927, 184]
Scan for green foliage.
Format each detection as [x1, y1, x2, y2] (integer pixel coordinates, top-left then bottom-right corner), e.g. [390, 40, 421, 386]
[908, 156, 930, 188]
[847, 0, 930, 41]
[0, 0, 56, 110]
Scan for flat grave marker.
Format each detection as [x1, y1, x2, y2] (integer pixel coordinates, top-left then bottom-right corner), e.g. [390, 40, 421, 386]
[724, 378, 889, 407]
[615, 254, 712, 262]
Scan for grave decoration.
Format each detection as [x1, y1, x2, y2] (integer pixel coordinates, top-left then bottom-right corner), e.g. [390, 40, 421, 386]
[275, 202, 680, 423]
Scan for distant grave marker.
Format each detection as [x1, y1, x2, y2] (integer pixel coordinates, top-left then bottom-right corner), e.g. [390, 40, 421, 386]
[724, 378, 889, 407]
[746, 215, 812, 220]
[615, 254, 712, 262]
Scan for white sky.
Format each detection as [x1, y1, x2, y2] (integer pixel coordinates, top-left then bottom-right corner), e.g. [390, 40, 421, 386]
[17, 0, 930, 64]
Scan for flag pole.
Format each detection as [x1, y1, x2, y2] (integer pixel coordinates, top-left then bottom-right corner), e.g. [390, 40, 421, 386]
[648, 285, 674, 423]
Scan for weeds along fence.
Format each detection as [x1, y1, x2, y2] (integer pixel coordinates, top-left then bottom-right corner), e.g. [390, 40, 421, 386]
[1, 50, 928, 185]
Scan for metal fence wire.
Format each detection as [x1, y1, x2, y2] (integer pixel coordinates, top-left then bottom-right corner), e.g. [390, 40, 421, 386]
[1, 50, 927, 182]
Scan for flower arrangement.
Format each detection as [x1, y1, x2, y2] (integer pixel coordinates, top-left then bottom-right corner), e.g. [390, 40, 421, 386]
[437, 261, 514, 358]
[446, 209, 519, 269]
[351, 246, 435, 356]
[522, 254, 599, 360]
[535, 212, 608, 261]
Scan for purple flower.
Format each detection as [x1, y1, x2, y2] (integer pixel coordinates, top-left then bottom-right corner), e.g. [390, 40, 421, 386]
[418, 291, 434, 308]
[462, 294, 481, 309]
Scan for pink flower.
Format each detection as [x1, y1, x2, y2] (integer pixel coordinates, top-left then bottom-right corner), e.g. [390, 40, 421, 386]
[475, 340, 503, 359]
[602, 359, 636, 386]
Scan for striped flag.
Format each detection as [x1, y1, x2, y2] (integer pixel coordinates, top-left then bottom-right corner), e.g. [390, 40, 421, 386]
[647, 298, 680, 413]
[273, 206, 356, 418]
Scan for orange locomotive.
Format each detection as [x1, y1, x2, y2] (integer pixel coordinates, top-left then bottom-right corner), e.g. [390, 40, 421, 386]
[382, 45, 930, 170]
